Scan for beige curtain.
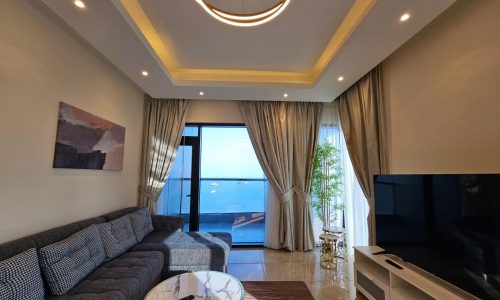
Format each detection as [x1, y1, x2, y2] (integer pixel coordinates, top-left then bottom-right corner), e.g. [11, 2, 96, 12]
[239, 101, 323, 251]
[138, 95, 190, 214]
[292, 102, 323, 251]
[335, 65, 388, 245]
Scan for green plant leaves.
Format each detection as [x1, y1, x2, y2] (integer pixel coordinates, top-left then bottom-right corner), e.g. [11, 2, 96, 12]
[311, 140, 343, 226]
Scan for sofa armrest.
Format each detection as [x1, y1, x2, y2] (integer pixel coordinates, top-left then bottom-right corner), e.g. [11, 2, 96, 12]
[151, 215, 184, 233]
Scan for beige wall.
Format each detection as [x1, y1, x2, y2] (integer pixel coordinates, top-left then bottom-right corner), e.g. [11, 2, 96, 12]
[382, 0, 500, 174]
[186, 100, 243, 124]
[0, 1, 144, 243]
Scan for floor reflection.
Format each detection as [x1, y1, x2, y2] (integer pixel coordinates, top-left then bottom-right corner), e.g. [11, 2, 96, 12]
[227, 248, 359, 300]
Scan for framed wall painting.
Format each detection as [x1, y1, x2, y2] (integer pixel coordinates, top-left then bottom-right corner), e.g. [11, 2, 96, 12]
[53, 102, 125, 171]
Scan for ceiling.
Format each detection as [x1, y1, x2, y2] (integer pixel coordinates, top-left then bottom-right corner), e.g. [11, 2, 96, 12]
[41, 0, 455, 102]
[141, 0, 352, 72]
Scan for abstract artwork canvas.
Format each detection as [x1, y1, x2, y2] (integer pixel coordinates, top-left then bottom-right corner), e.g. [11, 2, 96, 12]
[53, 102, 125, 170]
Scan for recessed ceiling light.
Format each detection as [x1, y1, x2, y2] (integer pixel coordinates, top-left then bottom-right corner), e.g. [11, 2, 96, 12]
[400, 13, 411, 22]
[199, 91, 205, 96]
[74, 0, 86, 9]
[337, 76, 344, 82]
[141, 70, 149, 77]
[283, 93, 288, 98]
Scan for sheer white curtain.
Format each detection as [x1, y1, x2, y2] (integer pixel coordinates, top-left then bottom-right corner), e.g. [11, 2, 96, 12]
[313, 103, 369, 254]
[312, 104, 342, 243]
[341, 131, 370, 253]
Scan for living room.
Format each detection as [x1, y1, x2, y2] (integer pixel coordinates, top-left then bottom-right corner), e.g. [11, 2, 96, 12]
[0, 0, 499, 299]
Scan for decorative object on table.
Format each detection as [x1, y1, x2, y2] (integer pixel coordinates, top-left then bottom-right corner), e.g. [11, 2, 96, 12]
[145, 271, 244, 300]
[53, 102, 125, 170]
[311, 141, 344, 229]
[323, 226, 347, 258]
[320, 226, 347, 270]
[242, 281, 314, 300]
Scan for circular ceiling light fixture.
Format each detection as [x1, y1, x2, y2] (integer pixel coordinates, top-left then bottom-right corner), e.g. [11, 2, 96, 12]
[195, 0, 291, 27]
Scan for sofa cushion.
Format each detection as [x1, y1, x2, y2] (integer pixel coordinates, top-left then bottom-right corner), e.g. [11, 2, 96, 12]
[131, 231, 231, 268]
[98, 215, 136, 260]
[100, 207, 139, 222]
[47, 251, 164, 300]
[0, 248, 45, 300]
[39, 224, 105, 296]
[128, 208, 153, 242]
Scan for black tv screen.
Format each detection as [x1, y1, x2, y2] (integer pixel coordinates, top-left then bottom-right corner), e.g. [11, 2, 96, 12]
[375, 174, 500, 299]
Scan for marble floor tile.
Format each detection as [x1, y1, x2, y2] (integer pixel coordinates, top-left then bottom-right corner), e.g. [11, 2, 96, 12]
[228, 247, 357, 299]
[229, 249, 262, 264]
[227, 263, 266, 281]
[264, 263, 310, 282]
[261, 248, 295, 264]
[307, 280, 351, 300]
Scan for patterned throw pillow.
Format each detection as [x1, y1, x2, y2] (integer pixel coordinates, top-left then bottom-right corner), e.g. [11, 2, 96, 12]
[0, 248, 45, 300]
[38, 224, 105, 296]
[128, 208, 154, 242]
[98, 215, 137, 260]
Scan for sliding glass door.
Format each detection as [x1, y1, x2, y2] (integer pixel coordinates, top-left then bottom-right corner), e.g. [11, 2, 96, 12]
[159, 124, 266, 245]
[199, 126, 266, 244]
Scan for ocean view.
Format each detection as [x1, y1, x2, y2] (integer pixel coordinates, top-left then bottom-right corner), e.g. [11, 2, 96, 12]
[160, 178, 267, 214]
[199, 179, 267, 213]
[158, 126, 267, 244]
[159, 178, 267, 244]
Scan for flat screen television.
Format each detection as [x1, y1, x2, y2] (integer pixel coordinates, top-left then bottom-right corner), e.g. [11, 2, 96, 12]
[374, 174, 500, 299]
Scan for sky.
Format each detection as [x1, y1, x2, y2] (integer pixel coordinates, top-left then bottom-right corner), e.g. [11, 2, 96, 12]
[161, 126, 266, 215]
[200, 127, 265, 179]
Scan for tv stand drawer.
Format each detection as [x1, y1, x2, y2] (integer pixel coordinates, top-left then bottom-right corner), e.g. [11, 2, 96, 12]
[356, 269, 389, 300]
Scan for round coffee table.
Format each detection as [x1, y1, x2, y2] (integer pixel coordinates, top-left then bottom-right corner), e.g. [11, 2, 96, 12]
[145, 271, 244, 300]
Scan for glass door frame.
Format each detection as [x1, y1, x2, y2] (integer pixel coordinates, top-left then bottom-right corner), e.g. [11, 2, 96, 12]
[179, 135, 201, 232]
[184, 123, 249, 233]
[181, 123, 266, 246]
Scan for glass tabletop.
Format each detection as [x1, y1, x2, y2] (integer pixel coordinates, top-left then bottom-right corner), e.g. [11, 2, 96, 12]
[145, 271, 244, 300]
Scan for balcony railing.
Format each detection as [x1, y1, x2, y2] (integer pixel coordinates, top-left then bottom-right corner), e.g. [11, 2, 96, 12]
[163, 178, 267, 245]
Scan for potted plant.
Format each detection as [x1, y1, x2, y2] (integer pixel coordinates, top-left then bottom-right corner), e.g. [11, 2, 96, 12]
[311, 141, 344, 229]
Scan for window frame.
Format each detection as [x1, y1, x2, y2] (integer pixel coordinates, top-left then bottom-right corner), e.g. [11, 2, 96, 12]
[180, 123, 266, 245]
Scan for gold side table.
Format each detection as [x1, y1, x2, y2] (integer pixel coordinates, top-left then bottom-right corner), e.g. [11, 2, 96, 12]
[320, 226, 347, 269]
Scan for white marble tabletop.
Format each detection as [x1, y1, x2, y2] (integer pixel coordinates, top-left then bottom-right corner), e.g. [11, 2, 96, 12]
[145, 271, 244, 300]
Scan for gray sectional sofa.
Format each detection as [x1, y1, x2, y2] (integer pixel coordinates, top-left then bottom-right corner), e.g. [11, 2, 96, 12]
[0, 207, 232, 300]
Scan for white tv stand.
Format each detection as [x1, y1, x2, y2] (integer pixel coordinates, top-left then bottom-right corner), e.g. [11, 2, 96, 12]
[354, 246, 479, 300]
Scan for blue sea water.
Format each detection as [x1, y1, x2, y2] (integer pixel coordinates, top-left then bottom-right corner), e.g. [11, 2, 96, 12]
[200, 180, 266, 213]
[160, 179, 267, 244]
[160, 179, 267, 215]
[158, 127, 268, 244]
